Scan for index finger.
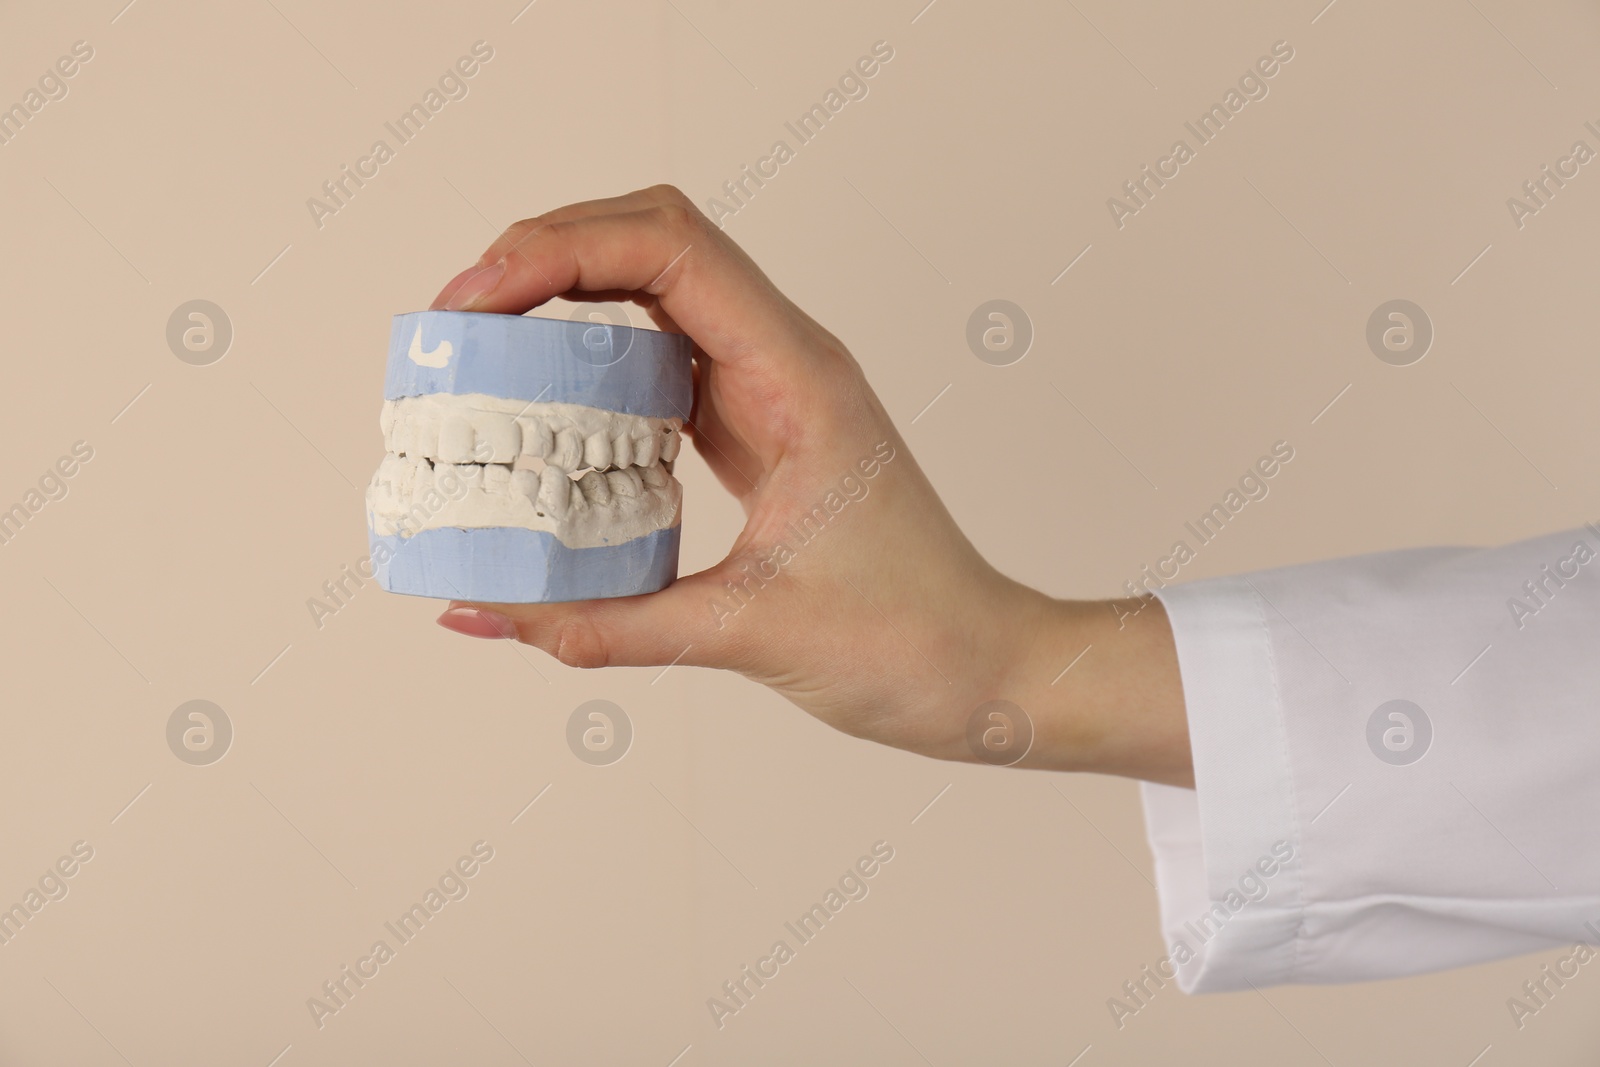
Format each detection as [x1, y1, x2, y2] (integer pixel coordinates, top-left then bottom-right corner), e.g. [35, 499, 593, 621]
[433, 185, 816, 371]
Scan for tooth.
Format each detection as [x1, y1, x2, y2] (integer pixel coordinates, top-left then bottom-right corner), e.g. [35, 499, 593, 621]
[639, 464, 668, 488]
[477, 416, 520, 463]
[583, 432, 612, 470]
[607, 468, 643, 497]
[411, 411, 441, 458]
[482, 464, 511, 493]
[510, 469, 539, 503]
[519, 418, 552, 458]
[612, 434, 633, 469]
[579, 469, 611, 504]
[377, 454, 405, 488]
[439, 417, 476, 463]
[660, 429, 681, 462]
[437, 462, 480, 490]
[634, 433, 660, 467]
[538, 466, 571, 513]
[411, 459, 435, 494]
[552, 428, 583, 469]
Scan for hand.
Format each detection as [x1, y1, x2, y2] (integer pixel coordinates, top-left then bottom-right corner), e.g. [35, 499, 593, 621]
[427, 185, 1192, 787]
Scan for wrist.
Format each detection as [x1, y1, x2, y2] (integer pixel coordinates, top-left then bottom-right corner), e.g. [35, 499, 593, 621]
[972, 587, 1193, 787]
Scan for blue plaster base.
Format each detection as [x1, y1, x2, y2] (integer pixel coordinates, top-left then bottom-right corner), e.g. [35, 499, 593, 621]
[387, 310, 692, 418]
[370, 524, 681, 603]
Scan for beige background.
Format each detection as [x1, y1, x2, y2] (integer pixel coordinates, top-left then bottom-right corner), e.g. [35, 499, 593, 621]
[1, 0, 1597, 1063]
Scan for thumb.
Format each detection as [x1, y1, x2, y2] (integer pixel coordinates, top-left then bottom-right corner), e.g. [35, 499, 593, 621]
[437, 565, 744, 670]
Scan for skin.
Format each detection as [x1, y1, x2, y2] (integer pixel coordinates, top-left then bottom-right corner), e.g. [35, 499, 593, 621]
[428, 185, 1194, 789]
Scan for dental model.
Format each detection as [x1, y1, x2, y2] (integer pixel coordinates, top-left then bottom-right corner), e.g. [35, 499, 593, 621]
[366, 310, 693, 602]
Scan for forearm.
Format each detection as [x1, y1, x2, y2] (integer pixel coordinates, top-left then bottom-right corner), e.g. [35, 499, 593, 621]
[974, 584, 1193, 787]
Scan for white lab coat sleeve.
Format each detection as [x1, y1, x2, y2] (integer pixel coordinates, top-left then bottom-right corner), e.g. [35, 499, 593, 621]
[1139, 524, 1600, 992]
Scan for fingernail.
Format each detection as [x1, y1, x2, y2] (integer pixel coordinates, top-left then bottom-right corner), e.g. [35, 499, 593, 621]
[443, 260, 505, 311]
[430, 265, 478, 310]
[436, 606, 518, 640]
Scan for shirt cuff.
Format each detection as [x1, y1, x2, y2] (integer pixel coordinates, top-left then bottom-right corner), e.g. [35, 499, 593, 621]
[1140, 576, 1306, 993]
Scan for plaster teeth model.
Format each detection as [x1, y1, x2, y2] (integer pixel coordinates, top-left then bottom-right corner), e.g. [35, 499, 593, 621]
[367, 310, 693, 603]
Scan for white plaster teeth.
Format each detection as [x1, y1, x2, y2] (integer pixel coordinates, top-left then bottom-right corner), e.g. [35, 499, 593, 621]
[382, 396, 681, 470]
[584, 432, 612, 470]
[519, 417, 552, 459]
[439, 417, 476, 463]
[482, 464, 511, 493]
[374, 395, 684, 548]
[479, 418, 520, 463]
[552, 428, 583, 470]
[510, 468, 539, 503]
[606, 468, 643, 498]
[389, 420, 411, 457]
[537, 466, 570, 513]
[407, 412, 437, 457]
[368, 451, 681, 547]
[579, 469, 611, 504]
